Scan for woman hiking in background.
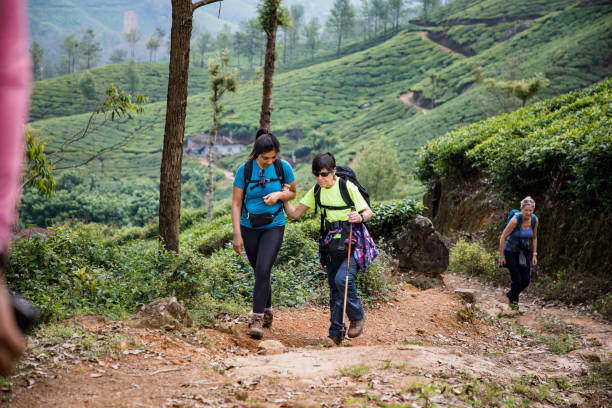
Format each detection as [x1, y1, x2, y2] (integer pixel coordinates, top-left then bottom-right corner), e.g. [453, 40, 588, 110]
[499, 196, 539, 311]
[282, 152, 377, 346]
[231, 129, 296, 339]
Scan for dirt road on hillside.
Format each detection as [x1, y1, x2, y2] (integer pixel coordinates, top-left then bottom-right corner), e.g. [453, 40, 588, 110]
[416, 31, 466, 58]
[198, 157, 234, 181]
[399, 91, 430, 114]
[3, 274, 610, 407]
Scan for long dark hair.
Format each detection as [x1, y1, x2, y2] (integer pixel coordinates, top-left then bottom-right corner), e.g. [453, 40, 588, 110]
[247, 128, 280, 160]
[312, 152, 336, 174]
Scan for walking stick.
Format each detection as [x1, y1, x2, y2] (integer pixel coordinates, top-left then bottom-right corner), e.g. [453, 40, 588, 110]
[340, 221, 354, 340]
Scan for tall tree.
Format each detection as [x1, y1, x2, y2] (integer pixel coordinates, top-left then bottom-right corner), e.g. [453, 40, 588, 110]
[243, 18, 263, 70]
[155, 27, 167, 57]
[30, 41, 44, 80]
[359, 0, 372, 40]
[215, 25, 232, 57]
[388, 0, 404, 32]
[327, 0, 355, 56]
[125, 28, 141, 59]
[159, 0, 222, 253]
[206, 52, 237, 219]
[304, 17, 320, 59]
[421, 0, 441, 19]
[258, 0, 290, 129]
[289, 4, 304, 61]
[146, 36, 160, 62]
[355, 139, 400, 200]
[60, 34, 79, 73]
[79, 29, 102, 69]
[196, 32, 211, 67]
[232, 31, 246, 65]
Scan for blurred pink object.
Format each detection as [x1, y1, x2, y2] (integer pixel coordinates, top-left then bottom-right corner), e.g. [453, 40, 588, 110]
[0, 0, 31, 247]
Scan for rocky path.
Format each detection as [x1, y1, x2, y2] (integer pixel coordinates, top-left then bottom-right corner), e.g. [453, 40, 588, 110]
[2, 274, 610, 407]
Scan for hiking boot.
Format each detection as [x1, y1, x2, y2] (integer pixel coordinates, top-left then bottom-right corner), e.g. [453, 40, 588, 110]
[347, 317, 365, 338]
[263, 310, 273, 328]
[248, 315, 264, 339]
[322, 335, 342, 347]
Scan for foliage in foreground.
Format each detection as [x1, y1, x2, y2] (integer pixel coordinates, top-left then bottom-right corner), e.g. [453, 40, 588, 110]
[6, 199, 420, 323]
[449, 239, 503, 283]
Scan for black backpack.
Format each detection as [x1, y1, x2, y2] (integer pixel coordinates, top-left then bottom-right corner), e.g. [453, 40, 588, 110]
[241, 158, 285, 219]
[314, 165, 370, 232]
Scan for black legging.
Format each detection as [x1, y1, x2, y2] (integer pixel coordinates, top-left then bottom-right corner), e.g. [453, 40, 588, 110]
[240, 225, 285, 314]
[504, 249, 531, 304]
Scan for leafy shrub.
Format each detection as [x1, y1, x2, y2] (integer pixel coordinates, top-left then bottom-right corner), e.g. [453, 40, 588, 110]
[449, 239, 503, 282]
[368, 199, 424, 240]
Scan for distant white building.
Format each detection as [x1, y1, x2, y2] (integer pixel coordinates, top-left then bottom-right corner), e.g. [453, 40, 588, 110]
[123, 11, 138, 33]
[184, 133, 246, 156]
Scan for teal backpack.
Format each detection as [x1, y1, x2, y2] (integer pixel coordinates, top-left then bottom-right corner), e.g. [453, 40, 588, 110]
[504, 209, 536, 233]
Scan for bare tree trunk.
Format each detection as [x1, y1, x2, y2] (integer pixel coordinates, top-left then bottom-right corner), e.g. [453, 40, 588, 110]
[260, 0, 279, 130]
[159, 0, 221, 253]
[207, 96, 218, 220]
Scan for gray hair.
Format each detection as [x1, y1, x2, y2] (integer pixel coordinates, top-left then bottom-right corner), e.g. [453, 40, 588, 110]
[520, 196, 536, 209]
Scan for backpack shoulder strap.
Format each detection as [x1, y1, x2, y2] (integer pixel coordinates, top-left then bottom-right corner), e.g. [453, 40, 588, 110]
[531, 214, 536, 229]
[314, 184, 321, 215]
[244, 159, 253, 188]
[339, 178, 355, 210]
[273, 158, 285, 186]
[241, 160, 253, 216]
[514, 213, 522, 232]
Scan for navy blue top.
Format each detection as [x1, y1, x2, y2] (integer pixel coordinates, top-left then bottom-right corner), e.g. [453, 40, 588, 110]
[504, 216, 534, 253]
[233, 159, 295, 229]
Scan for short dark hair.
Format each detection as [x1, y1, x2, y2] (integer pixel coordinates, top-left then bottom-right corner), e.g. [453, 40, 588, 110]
[247, 128, 280, 160]
[312, 152, 336, 174]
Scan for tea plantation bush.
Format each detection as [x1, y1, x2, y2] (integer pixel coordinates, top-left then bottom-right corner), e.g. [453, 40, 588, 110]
[416, 80, 612, 208]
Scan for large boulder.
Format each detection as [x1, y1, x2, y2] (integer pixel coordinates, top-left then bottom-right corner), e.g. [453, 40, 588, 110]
[127, 297, 193, 330]
[392, 215, 449, 282]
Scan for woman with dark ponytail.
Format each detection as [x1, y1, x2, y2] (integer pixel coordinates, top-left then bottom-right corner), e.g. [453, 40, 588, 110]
[231, 128, 296, 339]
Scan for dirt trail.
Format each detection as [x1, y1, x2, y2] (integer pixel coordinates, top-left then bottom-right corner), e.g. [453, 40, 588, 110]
[3, 276, 610, 407]
[198, 157, 234, 181]
[399, 91, 430, 114]
[416, 31, 466, 58]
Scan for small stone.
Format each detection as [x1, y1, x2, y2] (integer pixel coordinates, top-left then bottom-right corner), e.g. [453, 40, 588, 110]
[454, 289, 476, 304]
[570, 349, 601, 362]
[257, 340, 286, 355]
[235, 390, 248, 401]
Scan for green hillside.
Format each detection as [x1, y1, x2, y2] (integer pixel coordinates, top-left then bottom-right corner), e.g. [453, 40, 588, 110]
[30, 62, 211, 121]
[27, 0, 612, 225]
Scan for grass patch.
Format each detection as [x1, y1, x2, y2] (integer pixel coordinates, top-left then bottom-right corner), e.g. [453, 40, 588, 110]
[339, 364, 371, 378]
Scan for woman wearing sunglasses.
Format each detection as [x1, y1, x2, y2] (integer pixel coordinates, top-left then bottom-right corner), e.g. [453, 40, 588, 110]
[231, 128, 296, 339]
[282, 152, 374, 346]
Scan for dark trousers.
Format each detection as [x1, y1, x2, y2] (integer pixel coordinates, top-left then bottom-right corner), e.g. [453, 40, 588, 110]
[241, 225, 285, 314]
[326, 256, 364, 338]
[504, 249, 531, 304]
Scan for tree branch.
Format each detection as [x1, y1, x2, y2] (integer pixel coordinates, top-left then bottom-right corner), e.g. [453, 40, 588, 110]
[192, 0, 223, 12]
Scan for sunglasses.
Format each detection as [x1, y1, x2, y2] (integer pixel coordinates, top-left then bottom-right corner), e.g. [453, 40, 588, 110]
[313, 171, 332, 178]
